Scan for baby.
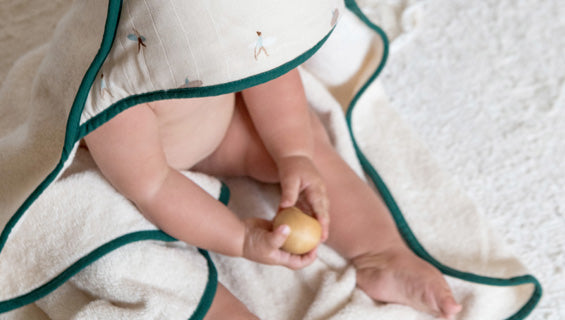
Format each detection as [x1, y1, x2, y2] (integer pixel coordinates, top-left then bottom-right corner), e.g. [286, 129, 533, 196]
[84, 68, 462, 319]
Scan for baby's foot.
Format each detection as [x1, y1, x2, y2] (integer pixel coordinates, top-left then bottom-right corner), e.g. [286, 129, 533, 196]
[352, 246, 462, 319]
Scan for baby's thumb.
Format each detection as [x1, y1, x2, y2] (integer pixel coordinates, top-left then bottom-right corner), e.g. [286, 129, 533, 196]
[280, 176, 300, 208]
[268, 224, 291, 249]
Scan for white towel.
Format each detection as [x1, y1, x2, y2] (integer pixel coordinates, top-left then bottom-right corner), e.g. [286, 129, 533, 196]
[0, 1, 541, 319]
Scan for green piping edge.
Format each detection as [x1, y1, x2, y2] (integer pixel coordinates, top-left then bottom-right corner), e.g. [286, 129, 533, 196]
[0, 0, 542, 318]
[0, 0, 333, 317]
[188, 184, 229, 320]
[77, 29, 334, 140]
[0, 224, 222, 318]
[0, 0, 122, 253]
[0, 183, 230, 316]
[344, 0, 542, 319]
[0, 0, 121, 254]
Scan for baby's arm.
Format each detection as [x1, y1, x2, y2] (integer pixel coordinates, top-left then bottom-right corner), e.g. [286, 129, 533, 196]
[243, 69, 314, 163]
[242, 69, 330, 240]
[84, 104, 245, 256]
[84, 104, 315, 268]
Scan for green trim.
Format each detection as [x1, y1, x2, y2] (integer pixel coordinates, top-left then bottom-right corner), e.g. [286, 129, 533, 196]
[0, 0, 332, 316]
[0, 0, 225, 317]
[186, 183, 230, 320]
[77, 29, 334, 140]
[218, 182, 231, 206]
[344, 0, 542, 319]
[0, 0, 123, 255]
[0, 232, 220, 318]
[190, 249, 218, 320]
[188, 184, 230, 320]
[0, 0, 542, 318]
[0, 230, 174, 312]
[0, 182, 231, 315]
[0, 181, 230, 316]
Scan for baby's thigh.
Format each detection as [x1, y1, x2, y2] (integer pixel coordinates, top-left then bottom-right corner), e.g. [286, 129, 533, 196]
[193, 93, 278, 182]
[203, 283, 259, 320]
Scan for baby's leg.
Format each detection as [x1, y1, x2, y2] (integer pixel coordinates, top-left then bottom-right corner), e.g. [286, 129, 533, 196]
[204, 283, 259, 320]
[193, 93, 278, 182]
[196, 99, 461, 319]
[307, 115, 462, 319]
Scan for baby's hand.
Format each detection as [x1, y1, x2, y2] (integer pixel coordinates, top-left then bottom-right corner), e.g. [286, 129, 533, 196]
[276, 155, 330, 242]
[242, 218, 317, 269]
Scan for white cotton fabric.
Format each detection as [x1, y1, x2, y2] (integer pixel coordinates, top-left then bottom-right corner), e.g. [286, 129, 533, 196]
[82, 0, 344, 123]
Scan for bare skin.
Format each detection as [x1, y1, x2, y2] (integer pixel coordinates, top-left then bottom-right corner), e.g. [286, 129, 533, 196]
[84, 69, 462, 319]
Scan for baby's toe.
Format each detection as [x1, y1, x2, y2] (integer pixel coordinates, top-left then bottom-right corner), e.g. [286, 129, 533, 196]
[438, 294, 462, 319]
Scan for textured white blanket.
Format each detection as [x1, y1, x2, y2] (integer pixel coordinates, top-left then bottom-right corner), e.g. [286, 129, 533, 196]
[0, 0, 546, 319]
[356, 0, 564, 318]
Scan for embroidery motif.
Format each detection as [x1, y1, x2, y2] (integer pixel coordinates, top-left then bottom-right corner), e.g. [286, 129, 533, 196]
[99, 73, 113, 98]
[178, 77, 203, 88]
[331, 8, 340, 27]
[127, 28, 147, 53]
[253, 31, 276, 60]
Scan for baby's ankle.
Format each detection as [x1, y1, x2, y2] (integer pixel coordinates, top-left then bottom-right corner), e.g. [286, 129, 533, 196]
[350, 243, 409, 270]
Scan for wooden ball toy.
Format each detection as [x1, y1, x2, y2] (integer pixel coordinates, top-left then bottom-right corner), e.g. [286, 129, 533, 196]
[273, 206, 322, 255]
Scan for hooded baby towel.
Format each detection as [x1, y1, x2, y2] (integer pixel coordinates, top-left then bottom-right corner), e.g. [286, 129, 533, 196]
[0, 0, 542, 319]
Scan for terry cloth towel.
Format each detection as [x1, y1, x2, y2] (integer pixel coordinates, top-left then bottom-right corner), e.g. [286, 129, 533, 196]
[0, 0, 541, 319]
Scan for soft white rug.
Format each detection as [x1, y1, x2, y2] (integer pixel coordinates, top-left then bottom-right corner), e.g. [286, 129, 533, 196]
[359, 0, 565, 318]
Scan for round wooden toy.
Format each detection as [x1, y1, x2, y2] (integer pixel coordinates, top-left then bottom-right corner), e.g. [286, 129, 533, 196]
[273, 206, 322, 255]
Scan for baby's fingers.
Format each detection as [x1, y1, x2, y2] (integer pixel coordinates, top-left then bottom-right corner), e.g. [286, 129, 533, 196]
[280, 175, 300, 208]
[282, 247, 318, 270]
[267, 224, 317, 269]
[268, 224, 291, 249]
[305, 183, 330, 242]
